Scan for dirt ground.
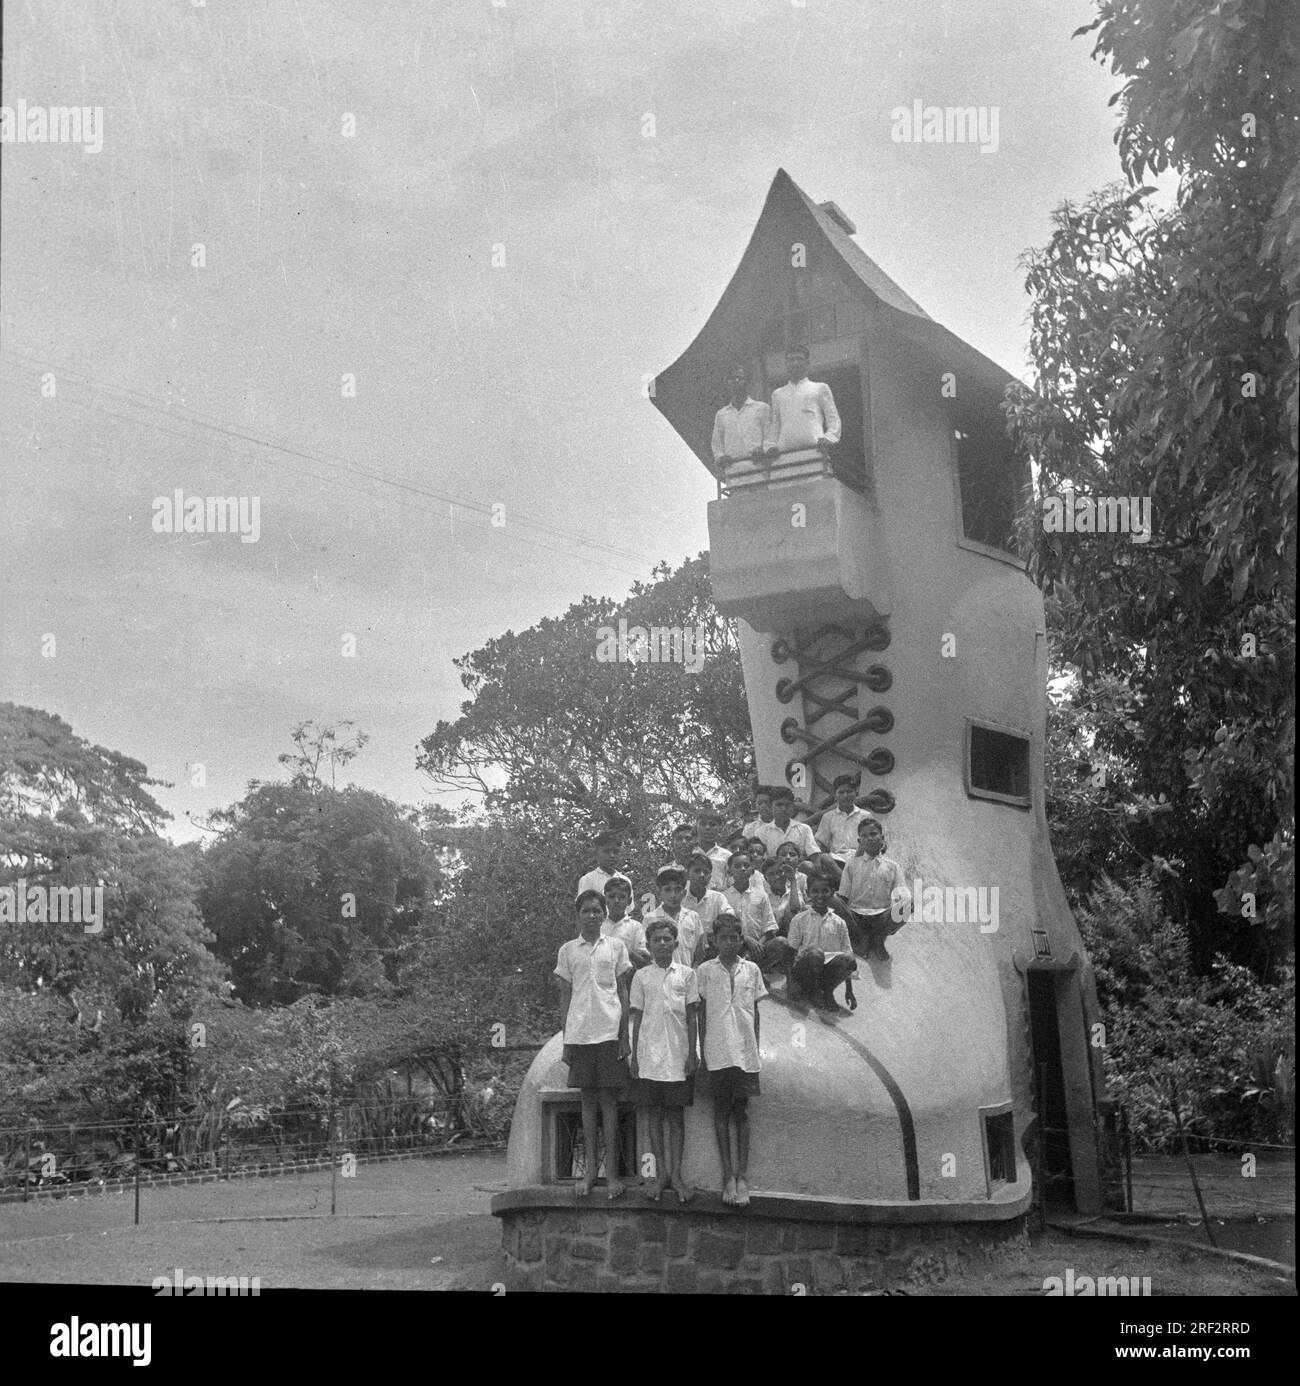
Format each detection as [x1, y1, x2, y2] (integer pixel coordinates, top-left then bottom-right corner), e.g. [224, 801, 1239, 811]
[0, 1151, 1292, 1295]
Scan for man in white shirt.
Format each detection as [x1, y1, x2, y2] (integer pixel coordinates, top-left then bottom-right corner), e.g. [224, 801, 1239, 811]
[711, 365, 771, 482]
[765, 344, 841, 459]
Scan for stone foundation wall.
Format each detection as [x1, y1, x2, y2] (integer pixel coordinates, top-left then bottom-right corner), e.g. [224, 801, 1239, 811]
[498, 1198, 1026, 1294]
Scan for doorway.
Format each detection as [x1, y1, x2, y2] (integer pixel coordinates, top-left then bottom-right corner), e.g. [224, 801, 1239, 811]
[1027, 969, 1076, 1208]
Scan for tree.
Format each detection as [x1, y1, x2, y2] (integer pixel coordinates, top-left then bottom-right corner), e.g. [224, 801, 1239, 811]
[1007, 0, 1298, 970]
[200, 775, 441, 1007]
[0, 703, 170, 837]
[0, 705, 226, 1130]
[417, 556, 752, 830]
[278, 720, 370, 792]
[1078, 873, 1293, 1167]
[0, 704, 225, 1015]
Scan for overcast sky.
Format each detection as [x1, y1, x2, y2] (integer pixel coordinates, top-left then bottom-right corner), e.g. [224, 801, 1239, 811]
[1, 0, 1123, 841]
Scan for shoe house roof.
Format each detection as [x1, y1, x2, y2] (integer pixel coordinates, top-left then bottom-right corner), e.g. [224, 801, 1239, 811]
[650, 168, 1018, 471]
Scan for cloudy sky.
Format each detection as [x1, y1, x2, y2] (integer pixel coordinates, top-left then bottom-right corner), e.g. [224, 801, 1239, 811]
[1, 0, 1122, 840]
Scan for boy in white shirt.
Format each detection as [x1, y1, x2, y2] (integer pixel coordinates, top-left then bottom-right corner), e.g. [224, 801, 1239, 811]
[663, 822, 698, 872]
[602, 877, 649, 969]
[835, 819, 912, 961]
[776, 874, 858, 1012]
[684, 854, 727, 940]
[762, 855, 804, 933]
[742, 787, 774, 841]
[721, 850, 779, 967]
[815, 774, 876, 882]
[760, 787, 820, 862]
[695, 808, 732, 890]
[555, 890, 633, 1198]
[576, 830, 633, 899]
[629, 919, 700, 1203]
[697, 916, 767, 1208]
[641, 866, 705, 968]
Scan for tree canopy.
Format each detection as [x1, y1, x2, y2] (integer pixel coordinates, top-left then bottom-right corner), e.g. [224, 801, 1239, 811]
[1007, 0, 1297, 969]
[416, 555, 752, 830]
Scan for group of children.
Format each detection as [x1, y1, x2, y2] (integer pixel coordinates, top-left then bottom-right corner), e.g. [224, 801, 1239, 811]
[554, 775, 911, 1206]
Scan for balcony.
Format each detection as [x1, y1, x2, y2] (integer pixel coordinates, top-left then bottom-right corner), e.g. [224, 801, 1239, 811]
[707, 450, 891, 631]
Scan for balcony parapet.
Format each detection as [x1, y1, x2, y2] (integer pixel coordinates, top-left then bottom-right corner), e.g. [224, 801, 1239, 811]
[717, 446, 865, 499]
[707, 466, 891, 632]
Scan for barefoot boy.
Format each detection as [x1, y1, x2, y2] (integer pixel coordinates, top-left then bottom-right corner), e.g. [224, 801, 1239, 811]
[629, 919, 700, 1203]
[697, 915, 766, 1207]
[555, 890, 633, 1198]
[775, 873, 858, 1011]
[835, 819, 911, 960]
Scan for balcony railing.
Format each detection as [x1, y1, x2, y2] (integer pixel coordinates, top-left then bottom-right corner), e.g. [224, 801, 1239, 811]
[716, 446, 864, 499]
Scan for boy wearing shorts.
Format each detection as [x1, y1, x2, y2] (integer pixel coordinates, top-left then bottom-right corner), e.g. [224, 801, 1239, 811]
[555, 890, 633, 1198]
[629, 919, 700, 1203]
[697, 915, 767, 1207]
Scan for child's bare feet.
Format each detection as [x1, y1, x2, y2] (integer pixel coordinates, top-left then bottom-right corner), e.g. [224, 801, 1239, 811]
[735, 1177, 751, 1208]
[576, 1177, 595, 1198]
[670, 1176, 695, 1203]
[722, 1176, 737, 1205]
[606, 1179, 626, 1200]
[652, 1174, 669, 1201]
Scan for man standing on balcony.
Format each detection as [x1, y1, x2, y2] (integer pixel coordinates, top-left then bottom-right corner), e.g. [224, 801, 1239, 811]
[711, 364, 771, 482]
[765, 345, 840, 461]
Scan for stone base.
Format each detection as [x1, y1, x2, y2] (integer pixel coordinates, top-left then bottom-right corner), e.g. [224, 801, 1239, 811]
[493, 1187, 1027, 1294]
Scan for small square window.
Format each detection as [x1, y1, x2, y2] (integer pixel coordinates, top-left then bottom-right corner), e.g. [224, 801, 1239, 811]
[968, 723, 1030, 805]
[985, 1111, 1016, 1184]
[551, 1106, 637, 1183]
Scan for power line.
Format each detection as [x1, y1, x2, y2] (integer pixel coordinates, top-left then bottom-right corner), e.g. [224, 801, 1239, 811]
[0, 348, 649, 581]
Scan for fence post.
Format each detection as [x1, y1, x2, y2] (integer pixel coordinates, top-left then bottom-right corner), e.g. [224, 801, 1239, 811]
[1121, 1105, 1133, 1214]
[134, 1121, 142, 1226]
[23, 1127, 31, 1204]
[329, 1108, 337, 1217]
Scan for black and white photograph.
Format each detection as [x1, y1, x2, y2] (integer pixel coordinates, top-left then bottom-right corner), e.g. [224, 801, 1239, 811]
[0, 0, 1294, 1348]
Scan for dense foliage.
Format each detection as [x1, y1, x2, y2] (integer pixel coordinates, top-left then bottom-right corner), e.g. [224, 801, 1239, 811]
[1009, 0, 1297, 981]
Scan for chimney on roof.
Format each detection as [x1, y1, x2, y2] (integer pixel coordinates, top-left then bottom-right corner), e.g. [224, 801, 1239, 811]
[818, 201, 856, 236]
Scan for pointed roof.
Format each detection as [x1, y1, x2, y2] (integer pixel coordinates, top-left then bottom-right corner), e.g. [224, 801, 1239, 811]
[652, 168, 1016, 468]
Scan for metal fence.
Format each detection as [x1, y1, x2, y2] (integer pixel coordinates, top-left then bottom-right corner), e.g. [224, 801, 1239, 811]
[0, 1089, 516, 1203]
